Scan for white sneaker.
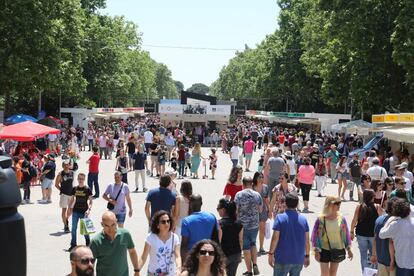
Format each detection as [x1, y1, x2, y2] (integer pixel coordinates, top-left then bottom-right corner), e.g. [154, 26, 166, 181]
[38, 199, 47, 204]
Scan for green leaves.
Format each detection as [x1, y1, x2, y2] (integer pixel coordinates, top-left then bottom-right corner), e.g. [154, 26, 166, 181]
[0, 0, 179, 115]
[212, 0, 414, 117]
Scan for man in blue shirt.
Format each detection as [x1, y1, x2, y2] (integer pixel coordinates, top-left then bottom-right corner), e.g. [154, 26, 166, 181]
[145, 175, 176, 223]
[372, 198, 397, 276]
[268, 193, 310, 276]
[180, 194, 218, 258]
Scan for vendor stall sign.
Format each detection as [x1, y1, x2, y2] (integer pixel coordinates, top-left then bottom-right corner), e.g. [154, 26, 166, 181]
[399, 113, 414, 123]
[159, 104, 183, 114]
[384, 114, 399, 123]
[207, 105, 231, 116]
[372, 114, 385, 123]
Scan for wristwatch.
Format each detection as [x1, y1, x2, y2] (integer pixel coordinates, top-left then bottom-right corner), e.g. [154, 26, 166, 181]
[304, 254, 310, 258]
[134, 268, 140, 272]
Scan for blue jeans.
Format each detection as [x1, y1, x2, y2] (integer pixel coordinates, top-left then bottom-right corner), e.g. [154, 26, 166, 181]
[396, 265, 414, 276]
[356, 235, 374, 272]
[231, 159, 238, 167]
[273, 264, 303, 276]
[88, 172, 99, 197]
[71, 211, 90, 247]
[178, 161, 185, 176]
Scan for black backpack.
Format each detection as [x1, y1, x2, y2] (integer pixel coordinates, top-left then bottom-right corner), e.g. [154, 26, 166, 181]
[29, 165, 37, 179]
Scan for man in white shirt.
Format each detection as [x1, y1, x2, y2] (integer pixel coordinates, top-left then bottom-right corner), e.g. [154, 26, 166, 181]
[230, 142, 240, 168]
[379, 198, 414, 274]
[389, 152, 400, 176]
[400, 162, 414, 184]
[366, 158, 388, 181]
[164, 132, 176, 161]
[143, 128, 153, 153]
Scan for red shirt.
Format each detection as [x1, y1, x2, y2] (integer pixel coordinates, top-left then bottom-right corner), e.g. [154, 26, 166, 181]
[88, 154, 100, 173]
[223, 183, 243, 200]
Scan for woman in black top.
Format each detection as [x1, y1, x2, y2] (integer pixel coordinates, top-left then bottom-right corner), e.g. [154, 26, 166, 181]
[350, 189, 383, 273]
[115, 149, 129, 183]
[216, 198, 243, 276]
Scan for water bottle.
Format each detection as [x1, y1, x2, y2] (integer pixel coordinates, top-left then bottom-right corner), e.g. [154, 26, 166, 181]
[0, 156, 26, 276]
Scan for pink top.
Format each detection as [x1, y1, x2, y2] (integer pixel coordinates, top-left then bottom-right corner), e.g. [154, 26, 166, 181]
[298, 165, 315, 185]
[244, 140, 255, 154]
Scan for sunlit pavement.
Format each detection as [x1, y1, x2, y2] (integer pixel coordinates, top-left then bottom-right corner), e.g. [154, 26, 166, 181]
[22, 147, 362, 275]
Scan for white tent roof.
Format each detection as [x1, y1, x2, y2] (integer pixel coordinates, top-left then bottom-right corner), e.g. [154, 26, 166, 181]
[383, 127, 414, 143]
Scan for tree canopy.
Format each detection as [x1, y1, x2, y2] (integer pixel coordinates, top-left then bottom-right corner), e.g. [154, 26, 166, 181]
[211, 0, 414, 118]
[0, 0, 181, 116]
[187, 83, 210, 95]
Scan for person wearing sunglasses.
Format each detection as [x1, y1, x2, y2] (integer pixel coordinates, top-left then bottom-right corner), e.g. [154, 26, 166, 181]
[68, 245, 95, 276]
[138, 210, 181, 276]
[181, 239, 226, 276]
[311, 196, 353, 276]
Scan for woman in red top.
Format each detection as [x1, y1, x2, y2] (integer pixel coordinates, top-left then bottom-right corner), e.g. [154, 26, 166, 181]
[223, 166, 243, 200]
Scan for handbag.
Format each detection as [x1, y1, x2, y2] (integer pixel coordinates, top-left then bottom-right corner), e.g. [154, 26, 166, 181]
[80, 218, 96, 235]
[265, 219, 272, 239]
[323, 217, 346, 263]
[107, 183, 124, 210]
[363, 267, 378, 276]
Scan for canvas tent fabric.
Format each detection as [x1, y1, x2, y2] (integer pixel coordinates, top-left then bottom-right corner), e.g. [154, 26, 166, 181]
[348, 133, 384, 159]
[5, 114, 37, 125]
[0, 121, 60, 141]
[382, 127, 414, 143]
[331, 120, 373, 133]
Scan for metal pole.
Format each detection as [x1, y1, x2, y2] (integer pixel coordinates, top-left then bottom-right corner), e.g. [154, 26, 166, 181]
[59, 91, 61, 119]
[38, 90, 42, 117]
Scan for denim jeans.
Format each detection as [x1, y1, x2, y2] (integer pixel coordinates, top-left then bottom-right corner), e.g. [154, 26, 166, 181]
[88, 139, 94, 151]
[178, 161, 185, 176]
[273, 264, 303, 276]
[396, 265, 414, 276]
[87, 172, 99, 197]
[71, 211, 90, 246]
[231, 159, 238, 167]
[356, 235, 374, 272]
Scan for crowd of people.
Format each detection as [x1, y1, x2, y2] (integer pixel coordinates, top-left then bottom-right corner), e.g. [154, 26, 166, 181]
[7, 115, 414, 276]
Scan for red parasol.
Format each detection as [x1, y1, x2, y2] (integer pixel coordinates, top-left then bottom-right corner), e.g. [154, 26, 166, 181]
[0, 121, 60, 141]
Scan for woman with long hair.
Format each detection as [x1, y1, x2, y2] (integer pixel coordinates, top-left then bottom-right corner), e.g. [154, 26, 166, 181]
[190, 142, 203, 179]
[138, 210, 181, 276]
[371, 180, 387, 208]
[270, 172, 297, 216]
[181, 239, 226, 276]
[336, 156, 348, 200]
[350, 189, 383, 273]
[174, 180, 193, 237]
[115, 149, 129, 183]
[223, 166, 243, 201]
[252, 172, 271, 255]
[297, 157, 315, 212]
[315, 155, 328, 197]
[311, 196, 353, 276]
[217, 199, 243, 276]
[384, 177, 395, 199]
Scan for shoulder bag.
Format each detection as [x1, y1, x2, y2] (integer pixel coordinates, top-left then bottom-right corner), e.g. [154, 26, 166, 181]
[323, 217, 346, 263]
[107, 183, 124, 210]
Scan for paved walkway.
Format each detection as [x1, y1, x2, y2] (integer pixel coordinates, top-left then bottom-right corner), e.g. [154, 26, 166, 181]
[21, 147, 363, 275]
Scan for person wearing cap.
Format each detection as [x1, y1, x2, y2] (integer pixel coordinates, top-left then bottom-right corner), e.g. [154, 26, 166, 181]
[309, 144, 320, 167]
[39, 153, 56, 204]
[325, 145, 340, 184]
[366, 157, 388, 182]
[400, 162, 414, 187]
[55, 159, 75, 232]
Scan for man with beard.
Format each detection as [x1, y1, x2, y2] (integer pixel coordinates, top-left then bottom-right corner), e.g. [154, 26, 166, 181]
[68, 246, 95, 276]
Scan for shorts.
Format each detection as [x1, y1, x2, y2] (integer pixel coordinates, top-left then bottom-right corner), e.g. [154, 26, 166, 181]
[243, 227, 259, 250]
[337, 172, 348, 180]
[258, 165, 263, 172]
[259, 210, 268, 222]
[115, 213, 126, 223]
[41, 178, 53, 189]
[245, 153, 252, 160]
[59, 194, 72, 208]
[319, 249, 345, 263]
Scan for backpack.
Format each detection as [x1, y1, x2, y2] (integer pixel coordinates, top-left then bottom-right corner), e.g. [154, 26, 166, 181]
[29, 165, 37, 179]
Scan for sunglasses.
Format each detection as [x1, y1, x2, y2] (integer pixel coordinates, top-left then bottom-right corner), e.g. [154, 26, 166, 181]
[199, 250, 215, 256]
[159, 219, 170, 225]
[331, 201, 341, 206]
[78, 257, 95, 265]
